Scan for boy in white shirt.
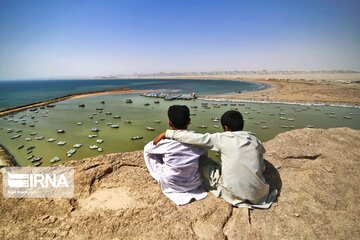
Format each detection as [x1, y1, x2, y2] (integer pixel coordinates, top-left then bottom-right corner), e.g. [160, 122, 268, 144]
[154, 110, 276, 208]
[144, 105, 207, 205]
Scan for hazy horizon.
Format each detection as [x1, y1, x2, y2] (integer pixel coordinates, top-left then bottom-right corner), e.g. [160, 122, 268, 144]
[1, 0, 359, 80]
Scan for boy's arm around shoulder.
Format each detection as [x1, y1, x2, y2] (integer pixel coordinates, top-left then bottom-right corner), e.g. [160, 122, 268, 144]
[165, 129, 221, 151]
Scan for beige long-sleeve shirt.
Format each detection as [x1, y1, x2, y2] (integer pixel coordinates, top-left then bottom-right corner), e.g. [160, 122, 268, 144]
[165, 130, 270, 206]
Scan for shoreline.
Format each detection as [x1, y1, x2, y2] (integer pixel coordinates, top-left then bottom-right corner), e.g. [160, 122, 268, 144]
[0, 88, 158, 117]
[1, 77, 359, 117]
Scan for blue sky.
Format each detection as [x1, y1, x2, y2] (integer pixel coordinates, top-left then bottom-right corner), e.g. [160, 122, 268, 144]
[0, 0, 359, 80]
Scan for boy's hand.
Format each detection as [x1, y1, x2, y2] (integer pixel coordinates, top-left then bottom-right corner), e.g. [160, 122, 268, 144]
[153, 132, 166, 145]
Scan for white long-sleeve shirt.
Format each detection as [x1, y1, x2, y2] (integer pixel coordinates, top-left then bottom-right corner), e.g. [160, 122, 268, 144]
[144, 139, 207, 205]
[165, 130, 270, 206]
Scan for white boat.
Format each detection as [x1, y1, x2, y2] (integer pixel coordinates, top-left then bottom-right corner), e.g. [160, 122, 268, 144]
[91, 128, 100, 132]
[113, 115, 121, 119]
[213, 125, 219, 128]
[111, 124, 119, 128]
[77, 122, 82, 125]
[96, 139, 104, 144]
[90, 145, 99, 150]
[124, 120, 132, 124]
[73, 144, 82, 148]
[57, 141, 66, 146]
[47, 138, 56, 142]
[11, 134, 22, 139]
[35, 136, 45, 140]
[197, 125, 207, 129]
[131, 136, 143, 140]
[88, 134, 98, 138]
[50, 157, 61, 163]
[146, 127, 155, 131]
[97, 148, 103, 152]
[154, 120, 161, 123]
[262, 126, 269, 129]
[67, 149, 77, 157]
[57, 129, 65, 133]
[25, 138, 32, 141]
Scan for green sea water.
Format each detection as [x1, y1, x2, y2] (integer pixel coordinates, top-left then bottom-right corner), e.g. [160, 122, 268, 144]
[0, 93, 359, 167]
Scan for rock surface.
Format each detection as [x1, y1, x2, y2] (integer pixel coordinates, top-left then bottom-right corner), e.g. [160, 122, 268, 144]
[1, 127, 360, 239]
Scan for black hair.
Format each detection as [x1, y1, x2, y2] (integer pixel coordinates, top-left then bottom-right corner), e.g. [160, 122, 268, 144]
[220, 110, 244, 131]
[167, 105, 190, 129]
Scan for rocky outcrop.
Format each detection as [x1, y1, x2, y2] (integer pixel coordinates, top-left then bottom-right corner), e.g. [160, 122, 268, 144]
[1, 128, 360, 239]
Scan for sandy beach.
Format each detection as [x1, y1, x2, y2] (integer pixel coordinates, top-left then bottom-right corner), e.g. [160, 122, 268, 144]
[127, 73, 360, 106]
[204, 78, 360, 106]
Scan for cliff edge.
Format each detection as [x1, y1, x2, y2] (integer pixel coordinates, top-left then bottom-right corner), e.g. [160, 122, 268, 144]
[1, 127, 359, 239]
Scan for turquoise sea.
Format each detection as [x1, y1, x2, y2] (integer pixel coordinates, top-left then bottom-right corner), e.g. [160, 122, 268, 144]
[0, 79, 359, 167]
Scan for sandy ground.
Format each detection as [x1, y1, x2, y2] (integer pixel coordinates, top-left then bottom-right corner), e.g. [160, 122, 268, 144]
[204, 78, 360, 106]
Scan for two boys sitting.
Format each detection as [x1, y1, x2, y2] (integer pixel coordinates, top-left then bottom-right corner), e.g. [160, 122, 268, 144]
[144, 105, 275, 208]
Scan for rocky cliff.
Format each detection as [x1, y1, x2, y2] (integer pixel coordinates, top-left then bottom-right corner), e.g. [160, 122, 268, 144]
[1, 128, 359, 239]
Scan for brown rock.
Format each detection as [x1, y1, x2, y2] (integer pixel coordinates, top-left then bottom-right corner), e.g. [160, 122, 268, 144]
[1, 127, 359, 239]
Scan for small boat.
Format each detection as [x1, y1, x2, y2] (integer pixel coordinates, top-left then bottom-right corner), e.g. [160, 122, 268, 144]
[50, 157, 61, 163]
[279, 112, 286, 115]
[26, 146, 35, 151]
[27, 150, 33, 154]
[131, 136, 143, 140]
[213, 125, 219, 128]
[253, 122, 260, 125]
[30, 132, 37, 136]
[190, 113, 196, 116]
[11, 134, 22, 139]
[105, 112, 112, 115]
[17, 145, 24, 149]
[306, 125, 314, 128]
[154, 120, 161, 123]
[31, 156, 42, 162]
[95, 121, 99, 124]
[73, 144, 82, 148]
[88, 134, 98, 138]
[329, 115, 336, 118]
[100, 118, 106, 121]
[33, 161, 42, 167]
[47, 138, 56, 142]
[111, 124, 120, 128]
[57, 129, 65, 133]
[279, 117, 287, 120]
[77, 122, 82, 125]
[100, 100, 105, 104]
[89, 145, 99, 150]
[154, 101, 160, 104]
[344, 116, 353, 119]
[262, 126, 269, 129]
[96, 108, 103, 110]
[35, 136, 45, 140]
[197, 125, 207, 129]
[144, 103, 150, 106]
[67, 149, 77, 157]
[27, 155, 34, 160]
[124, 120, 132, 124]
[78, 104, 85, 107]
[7, 129, 14, 133]
[191, 106, 198, 109]
[92, 113, 98, 115]
[146, 127, 155, 131]
[29, 124, 35, 127]
[106, 123, 113, 126]
[47, 104, 56, 108]
[113, 115, 121, 119]
[91, 128, 100, 132]
[125, 99, 133, 103]
[280, 125, 289, 128]
[89, 116, 93, 119]
[287, 118, 295, 121]
[96, 139, 104, 144]
[25, 138, 32, 141]
[211, 118, 220, 122]
[97, 148, 103, 152]
[57, 141, 66, 146]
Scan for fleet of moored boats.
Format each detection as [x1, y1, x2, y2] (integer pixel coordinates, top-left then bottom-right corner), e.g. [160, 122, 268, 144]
[1, 97, 358, 167]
